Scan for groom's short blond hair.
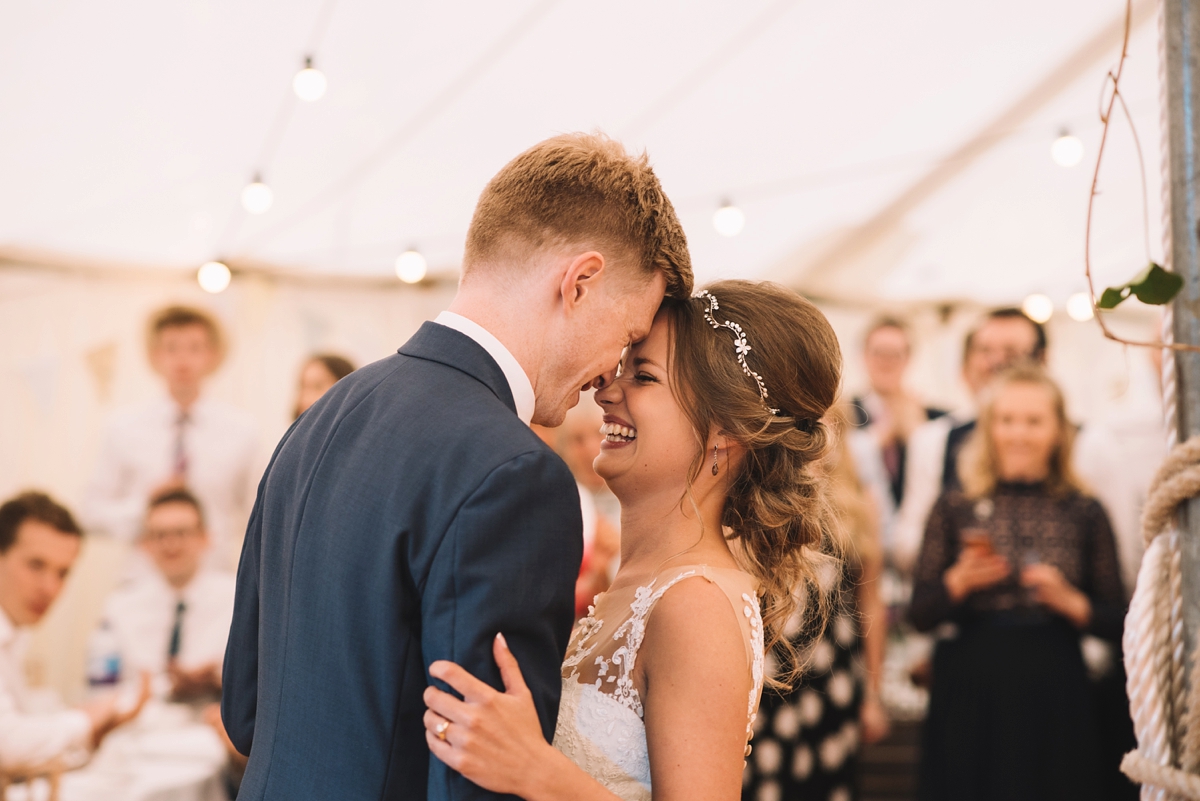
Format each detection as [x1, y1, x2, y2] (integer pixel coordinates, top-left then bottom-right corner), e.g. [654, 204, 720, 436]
[463, 133, 693, 300]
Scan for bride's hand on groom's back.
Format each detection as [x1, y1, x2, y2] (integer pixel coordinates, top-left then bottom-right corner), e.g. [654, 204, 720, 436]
[424, 633, 558, 797]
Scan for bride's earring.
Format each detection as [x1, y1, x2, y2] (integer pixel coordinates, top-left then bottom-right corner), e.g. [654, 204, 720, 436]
[712, 444, 719, 476]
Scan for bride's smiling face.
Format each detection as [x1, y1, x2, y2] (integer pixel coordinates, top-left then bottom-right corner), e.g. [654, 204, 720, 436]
[593, 309, 701, 497]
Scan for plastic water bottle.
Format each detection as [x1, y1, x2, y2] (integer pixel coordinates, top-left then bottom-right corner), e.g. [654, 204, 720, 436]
[86, 620, 121, 689]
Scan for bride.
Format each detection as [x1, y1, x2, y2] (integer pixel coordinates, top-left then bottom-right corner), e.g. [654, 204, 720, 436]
[422, 280, 843, 801]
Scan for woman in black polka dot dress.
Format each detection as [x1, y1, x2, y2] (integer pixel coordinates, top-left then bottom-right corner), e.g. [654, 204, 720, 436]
[743, 410, 889, 801]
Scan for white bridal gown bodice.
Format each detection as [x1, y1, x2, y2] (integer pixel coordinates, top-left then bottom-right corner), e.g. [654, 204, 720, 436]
[552, 564, 765, 801]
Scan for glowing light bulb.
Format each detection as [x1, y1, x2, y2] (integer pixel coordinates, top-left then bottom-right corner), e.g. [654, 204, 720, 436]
[241, 176, 273, 214]
[1051, 132, 1084, 168]
[1022, 293, 1054, 324]
[293, 56, 327, 102]
[713, 200, 745, 237]
[1067, 292, 1095, 322]
[395, 250, 427, 284]
[197, 261, 231, 294]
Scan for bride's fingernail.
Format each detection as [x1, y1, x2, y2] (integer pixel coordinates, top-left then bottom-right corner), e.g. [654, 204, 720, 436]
[496, 632, 508, 649]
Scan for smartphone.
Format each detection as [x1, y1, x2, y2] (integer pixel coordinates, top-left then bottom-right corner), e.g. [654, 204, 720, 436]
[959, 527, 994, 557]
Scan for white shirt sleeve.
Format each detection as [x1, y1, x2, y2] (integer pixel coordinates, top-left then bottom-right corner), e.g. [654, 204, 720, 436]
[80, 415, 146, 543]
[893, 416, 953, 573]
[0, 663, 91, 769]
[847, 429, 897, 550]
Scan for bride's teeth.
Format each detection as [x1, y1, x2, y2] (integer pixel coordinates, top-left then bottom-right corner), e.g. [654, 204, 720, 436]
[600, 422, 637, 441]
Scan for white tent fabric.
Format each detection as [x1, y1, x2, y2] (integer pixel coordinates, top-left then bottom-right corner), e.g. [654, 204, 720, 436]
[0, 0, 1165, 304]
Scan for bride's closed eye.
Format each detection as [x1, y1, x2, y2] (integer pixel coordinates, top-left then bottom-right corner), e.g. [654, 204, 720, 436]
[634, 372, 659, 384]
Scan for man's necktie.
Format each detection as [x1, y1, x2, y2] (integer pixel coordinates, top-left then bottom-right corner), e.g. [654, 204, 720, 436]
[168, 599, 187, 660]
[173, 411, 190, 478]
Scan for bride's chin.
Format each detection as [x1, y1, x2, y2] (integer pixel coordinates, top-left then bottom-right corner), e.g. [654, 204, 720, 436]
[594, 455, 631, 490]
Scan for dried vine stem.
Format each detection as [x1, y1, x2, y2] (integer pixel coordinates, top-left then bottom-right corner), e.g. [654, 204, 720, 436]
[1085, 0, 1200, 353]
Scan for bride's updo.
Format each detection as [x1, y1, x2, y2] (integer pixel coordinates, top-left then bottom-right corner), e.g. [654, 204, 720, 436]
[666, 280, 843, 683]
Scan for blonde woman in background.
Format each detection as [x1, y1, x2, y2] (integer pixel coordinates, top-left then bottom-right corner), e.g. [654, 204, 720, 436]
[742, 404, 889, 801]
[909, 366, 1125, 801]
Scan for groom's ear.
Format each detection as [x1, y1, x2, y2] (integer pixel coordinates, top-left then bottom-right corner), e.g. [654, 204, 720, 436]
[558, 251, 606, 312]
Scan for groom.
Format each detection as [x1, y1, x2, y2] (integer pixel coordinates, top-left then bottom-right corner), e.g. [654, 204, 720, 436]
[222, 133, 693, 800]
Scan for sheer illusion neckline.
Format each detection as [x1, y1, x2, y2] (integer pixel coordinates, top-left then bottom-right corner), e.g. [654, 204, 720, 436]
[563, 563, 764, 720]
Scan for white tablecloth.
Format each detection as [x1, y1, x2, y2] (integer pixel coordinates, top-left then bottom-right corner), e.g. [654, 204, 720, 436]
[6, 701, 228, 801]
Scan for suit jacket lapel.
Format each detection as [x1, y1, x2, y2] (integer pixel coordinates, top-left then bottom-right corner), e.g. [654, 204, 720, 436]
[398, 322, 518, 416]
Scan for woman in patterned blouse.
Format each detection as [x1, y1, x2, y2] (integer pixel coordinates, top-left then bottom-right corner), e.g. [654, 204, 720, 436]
[909, 365, 1124, 801]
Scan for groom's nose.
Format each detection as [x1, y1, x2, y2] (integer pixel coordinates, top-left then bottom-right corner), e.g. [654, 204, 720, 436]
[588, 367, 618, 391]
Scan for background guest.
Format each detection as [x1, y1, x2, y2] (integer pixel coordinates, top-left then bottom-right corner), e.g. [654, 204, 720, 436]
[82, 305, 259, 570]
[743, 406, 888, 801]
[293, 353, 356, 419]
[551, 400, 621, 615]
[100, 488, 235, 701]
[909, 367, 1124, 801]
[0, 492, 147, 771]
[894, 308, 1046, 571]
[851, 318, 947, 510]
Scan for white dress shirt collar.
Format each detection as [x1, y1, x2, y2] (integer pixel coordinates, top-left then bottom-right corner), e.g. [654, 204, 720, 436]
[156, 393, 211, 421]
[434, 311, 536, 425]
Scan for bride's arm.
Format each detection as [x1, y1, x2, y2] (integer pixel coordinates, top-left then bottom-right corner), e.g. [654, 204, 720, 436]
[638, 577, 754, 801]
[424, 635, 622, 801]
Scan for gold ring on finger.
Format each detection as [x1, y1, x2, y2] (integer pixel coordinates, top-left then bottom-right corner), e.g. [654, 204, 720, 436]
[435, 719, 450, 741]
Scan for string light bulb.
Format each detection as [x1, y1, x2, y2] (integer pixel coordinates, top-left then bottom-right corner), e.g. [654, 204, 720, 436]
[241, 174, 273, 214]
[293, 56, 327, 102]
[395, 249, 427, 284]
[1051, 131, 1084, 168]
[1022, 293, 1054, 323]
[197, 261, 231, 294]
[1066, 292, 1095, 322]
[713, 199, 745, 237]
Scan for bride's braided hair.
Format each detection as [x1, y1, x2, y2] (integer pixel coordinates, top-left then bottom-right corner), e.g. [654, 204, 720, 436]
[665, 280, 843, 688]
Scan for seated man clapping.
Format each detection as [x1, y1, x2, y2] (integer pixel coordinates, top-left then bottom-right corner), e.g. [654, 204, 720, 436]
[0, 492, 146, 772]
[101, 488, 235, 701]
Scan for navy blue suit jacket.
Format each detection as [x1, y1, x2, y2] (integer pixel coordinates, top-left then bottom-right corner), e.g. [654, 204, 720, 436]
[222, 322, 583, 800]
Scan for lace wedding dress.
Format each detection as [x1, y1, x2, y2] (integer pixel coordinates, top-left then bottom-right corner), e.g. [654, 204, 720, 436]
[552, 564, 765, 801]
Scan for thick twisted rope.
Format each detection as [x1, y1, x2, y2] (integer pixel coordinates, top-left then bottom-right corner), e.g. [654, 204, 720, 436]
[1126, 750, 1200, 798]
[1123, 432, 1200, 799]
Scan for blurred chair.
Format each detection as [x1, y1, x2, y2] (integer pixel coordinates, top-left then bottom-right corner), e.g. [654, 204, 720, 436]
[0, 757, 66, 801]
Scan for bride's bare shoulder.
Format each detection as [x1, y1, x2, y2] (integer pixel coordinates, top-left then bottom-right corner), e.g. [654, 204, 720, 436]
[638, 573, 752, 682]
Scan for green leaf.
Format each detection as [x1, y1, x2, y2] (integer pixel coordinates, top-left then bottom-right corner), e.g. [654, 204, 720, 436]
[1131, 263, 1183, 305]
[1097, 287, 1127, 310]
[1098, 262, 1182, 309]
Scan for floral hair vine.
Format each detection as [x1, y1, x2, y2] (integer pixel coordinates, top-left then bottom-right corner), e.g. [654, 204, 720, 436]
[697, 290, 815, 434]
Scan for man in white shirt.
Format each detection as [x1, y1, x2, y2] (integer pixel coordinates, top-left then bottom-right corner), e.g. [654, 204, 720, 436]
[849, 318, 948, 552]
[0, 492, 144, 771]
[102, 488, 236, 700]
[893, 309, 1046, 571]
[82, 305, 259, 570]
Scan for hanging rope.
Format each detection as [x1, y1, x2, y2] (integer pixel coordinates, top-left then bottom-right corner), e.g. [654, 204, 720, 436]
[1117, 3, 1199, 796]
[1122, 432, 1200, 799]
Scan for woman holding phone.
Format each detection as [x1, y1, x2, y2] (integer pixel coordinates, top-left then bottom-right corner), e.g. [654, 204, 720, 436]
[909, 366, 1124, 801]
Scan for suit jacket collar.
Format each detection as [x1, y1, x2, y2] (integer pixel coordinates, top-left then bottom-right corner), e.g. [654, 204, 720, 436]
[398, 322, 517, 416]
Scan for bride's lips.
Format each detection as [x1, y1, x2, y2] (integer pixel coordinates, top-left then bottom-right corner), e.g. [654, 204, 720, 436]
[600, 414, 637, 450]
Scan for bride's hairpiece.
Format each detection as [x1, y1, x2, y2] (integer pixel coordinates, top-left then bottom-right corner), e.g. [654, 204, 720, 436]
[697, 290, 815, 433]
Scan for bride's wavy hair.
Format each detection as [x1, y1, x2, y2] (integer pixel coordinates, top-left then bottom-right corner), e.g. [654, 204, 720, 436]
[663, 280, 843, 688]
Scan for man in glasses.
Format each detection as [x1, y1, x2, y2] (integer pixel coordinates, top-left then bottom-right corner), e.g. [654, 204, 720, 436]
[101, 488, 235, 700]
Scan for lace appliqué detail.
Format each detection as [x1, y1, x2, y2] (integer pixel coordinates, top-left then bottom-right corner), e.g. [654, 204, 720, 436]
[742, 591, 765, 738]
[563, 604, 604, 673]
[585, 571, 698, 719]
[553, 680, 651, 801]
